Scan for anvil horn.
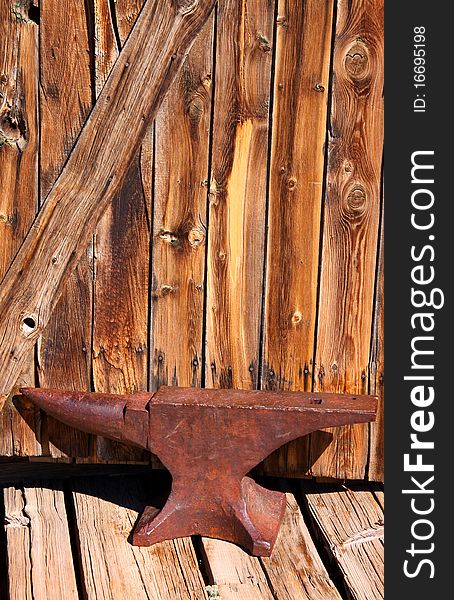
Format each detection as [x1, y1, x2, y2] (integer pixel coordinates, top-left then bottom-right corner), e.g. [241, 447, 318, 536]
[20, 386, 377, 556]
[20, 387, 153, 449]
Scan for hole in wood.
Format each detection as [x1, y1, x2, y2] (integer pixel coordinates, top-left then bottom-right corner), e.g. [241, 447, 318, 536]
[22, 317, 37, 335]
[309, 398, 323, 405]
[28, 3, 40, 25]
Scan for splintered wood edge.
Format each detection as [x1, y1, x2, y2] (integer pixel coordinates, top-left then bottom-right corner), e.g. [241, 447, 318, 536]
[71, 477, 208, 599]
[3, 485, 79, 599]
[199, 491, 343, 600]
[302, 483, 384, 600]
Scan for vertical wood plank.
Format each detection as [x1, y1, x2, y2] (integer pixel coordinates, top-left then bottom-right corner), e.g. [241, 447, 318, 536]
[4, 485, 78, 600]
[151, 16, 214, 390]
[72, 476, 208, 599]
[261, 0, 335, 475]
[309, 0, 384, 479]
[0, 0, 39, 455]
[37, 0, 93, 459]
[368, 197, 384, 482]
[205, 0, 274, 390]
[91, 0, 151, 462]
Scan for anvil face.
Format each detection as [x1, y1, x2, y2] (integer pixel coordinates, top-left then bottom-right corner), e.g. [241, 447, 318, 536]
[20, 386, 377, 556]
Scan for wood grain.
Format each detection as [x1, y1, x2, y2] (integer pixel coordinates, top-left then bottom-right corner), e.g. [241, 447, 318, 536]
[92, 0, 151, 463]
[261, 492, 342, 599]
[309, 0, 384, 479]
[200, 537, 274, 599]
[303, 484, 384, 600]
[151, 14, 213, 390]
[0, 0, 385, 479]
[205, 0, 274, 390]
[4, 484, 78, 600]
[261, 0, 335, 475]
[72, 476, 208, 599]
[0, 0, 217, 400]
[37, 0, 94, 459]
[368, 198, 384, 482]
[0, 0, 39, 455]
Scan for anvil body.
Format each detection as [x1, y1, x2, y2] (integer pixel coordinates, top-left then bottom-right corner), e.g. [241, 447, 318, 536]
[21, 386, 377, 556]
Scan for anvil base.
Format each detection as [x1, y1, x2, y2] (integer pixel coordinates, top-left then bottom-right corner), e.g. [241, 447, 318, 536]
[133, 475, 286, 556]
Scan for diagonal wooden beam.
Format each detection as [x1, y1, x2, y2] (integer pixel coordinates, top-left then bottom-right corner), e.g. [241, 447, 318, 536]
[0, 0, 217, 401]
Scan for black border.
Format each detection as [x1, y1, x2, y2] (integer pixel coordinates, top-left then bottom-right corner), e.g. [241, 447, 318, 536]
[386, 2, 452, 594]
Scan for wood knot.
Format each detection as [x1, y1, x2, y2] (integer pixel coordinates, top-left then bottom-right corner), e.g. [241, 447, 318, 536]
[188, 226, 205, 248]
[256, 33, 271, 53]
[292, 311, 303, 325]
[177, 0, 201, 15]
[276, 15, 288, 28]
[0, 109, 27, 151]
[0, 212, 15, 226]
[188, 97, 204, 122]
[344, 43, 369, 81]
[159, 229, 182, 248]
[345, 186, 367, 218]
[286, 176, 297, 190]
[161, 284, 174, 296]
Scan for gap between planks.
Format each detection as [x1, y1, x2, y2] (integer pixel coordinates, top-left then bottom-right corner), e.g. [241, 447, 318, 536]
[0, 473, 386, 600]
[299, 481, 384, 600]
[196, 482, 345, 600]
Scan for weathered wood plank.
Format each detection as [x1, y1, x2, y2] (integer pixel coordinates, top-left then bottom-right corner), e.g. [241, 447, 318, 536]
[261, 0, 335, 475]
[151, 14, 213, 390]
[0, 0, 217, 400]
[92, 0, 150, 462]
[0, 0, 39, 455]
[72, 476, 208, 599]
[261, 492, 342, 599]
[37, 0, 94, 459]
[206, 0, 274, 390]
[368, 197, 384, 482]
[309, 0, 384, 479]
[4, 484, 78, 600]
[200, 538, 274, 600]
[304, 484, 384, 600]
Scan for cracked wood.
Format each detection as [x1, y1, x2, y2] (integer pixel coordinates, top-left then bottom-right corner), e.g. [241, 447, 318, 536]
[37, 0, 94, 459]
[92, 0, 151, 463]
[303, 483, 384, 600]
[0, 0, 217, 400]
[151, 11, 213, 390]
[261, 0, 335, 476]
[0, 0, 39, 456]
[309, 0, 384, 479]
[205, 0, 274, 390]
[3, 484, 78, 600]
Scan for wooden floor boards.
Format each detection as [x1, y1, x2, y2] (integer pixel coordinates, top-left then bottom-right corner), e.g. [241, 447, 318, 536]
[0, 470, 384, 600]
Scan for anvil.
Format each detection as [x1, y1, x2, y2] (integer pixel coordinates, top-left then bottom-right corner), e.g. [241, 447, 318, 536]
[21, 386, 376, 556]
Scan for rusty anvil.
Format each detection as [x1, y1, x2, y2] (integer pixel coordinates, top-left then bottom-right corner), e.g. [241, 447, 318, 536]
[20, 386, 376, 556]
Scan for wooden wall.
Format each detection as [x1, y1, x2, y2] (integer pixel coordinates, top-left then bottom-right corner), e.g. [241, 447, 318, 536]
[0, 0, 384, 481]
